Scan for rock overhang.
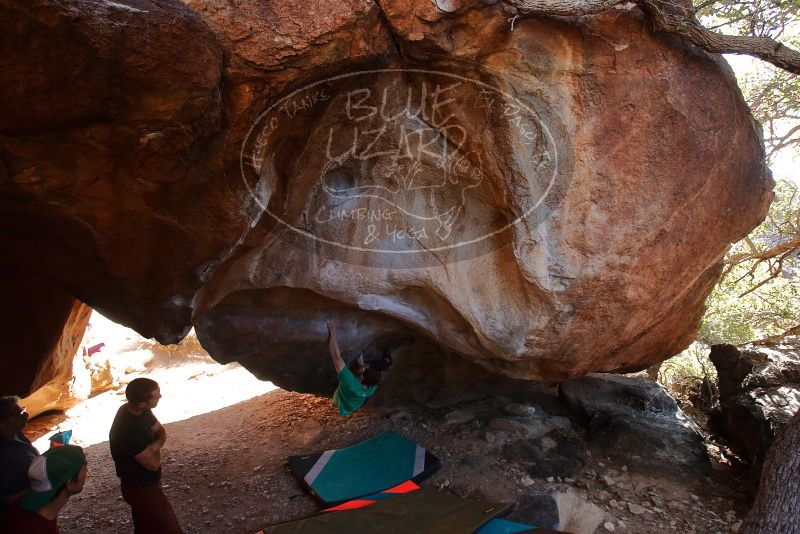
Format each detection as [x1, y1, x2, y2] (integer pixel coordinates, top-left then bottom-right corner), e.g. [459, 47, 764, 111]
[0, 0, 774, 396]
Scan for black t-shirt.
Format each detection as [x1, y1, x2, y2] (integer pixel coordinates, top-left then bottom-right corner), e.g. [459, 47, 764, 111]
[109, 405, 161, 487]
[0, 433, 39, 510]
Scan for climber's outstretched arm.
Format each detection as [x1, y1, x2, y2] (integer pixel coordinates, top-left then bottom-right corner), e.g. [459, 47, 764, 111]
[327, 320, 345, 373]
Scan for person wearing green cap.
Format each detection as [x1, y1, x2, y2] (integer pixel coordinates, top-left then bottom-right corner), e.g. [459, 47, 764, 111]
[1, 444, 87, 533]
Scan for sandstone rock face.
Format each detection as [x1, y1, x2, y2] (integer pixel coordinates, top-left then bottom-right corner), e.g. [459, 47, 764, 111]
[709, 335, 800, 485]
[0, 0, 773, 395]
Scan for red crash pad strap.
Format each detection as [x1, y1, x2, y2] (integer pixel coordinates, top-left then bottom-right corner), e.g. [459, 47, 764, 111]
[323, 481, 420, 512]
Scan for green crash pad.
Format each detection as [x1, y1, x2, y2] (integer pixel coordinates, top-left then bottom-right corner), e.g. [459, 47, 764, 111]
[288, 431, 440, 505]
[263, 488, 507, 534]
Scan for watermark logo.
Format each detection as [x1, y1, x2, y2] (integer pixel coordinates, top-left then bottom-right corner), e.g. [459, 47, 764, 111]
[237, 69, 564, 266]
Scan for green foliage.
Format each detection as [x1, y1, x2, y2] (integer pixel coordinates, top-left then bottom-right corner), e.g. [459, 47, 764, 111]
[700, 180, 800, 345]
[695, 0, 800, 40]
[700, 265, 799, 346]
[692, 188, 792, 350]
[739, 66, 800, 162]
[659, 342, 717, 388]
[660, 181, 799, 388]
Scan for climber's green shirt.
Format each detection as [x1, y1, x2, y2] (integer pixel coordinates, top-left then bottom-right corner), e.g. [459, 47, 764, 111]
[333, 367, 377, 416]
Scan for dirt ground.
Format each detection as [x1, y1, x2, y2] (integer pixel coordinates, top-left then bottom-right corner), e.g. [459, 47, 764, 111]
[25, 380, 751, 534]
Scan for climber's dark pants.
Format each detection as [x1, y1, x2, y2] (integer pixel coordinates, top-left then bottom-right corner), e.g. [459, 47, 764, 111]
[121, 482, 183, 534]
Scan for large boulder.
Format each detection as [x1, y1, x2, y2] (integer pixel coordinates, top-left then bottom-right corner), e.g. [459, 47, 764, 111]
[0, 0, 773, 395]
[708, 333, 800, 484]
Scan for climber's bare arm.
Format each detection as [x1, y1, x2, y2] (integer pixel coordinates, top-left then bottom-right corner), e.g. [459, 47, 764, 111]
[327, 320, 345, 373]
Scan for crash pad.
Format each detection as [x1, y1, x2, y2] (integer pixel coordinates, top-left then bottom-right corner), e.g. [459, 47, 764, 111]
[288, 431, 440, 505]
[263, 488, 507, 533]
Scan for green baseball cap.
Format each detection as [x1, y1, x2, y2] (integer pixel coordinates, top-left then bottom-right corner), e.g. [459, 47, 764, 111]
[21, 445, 86, 511]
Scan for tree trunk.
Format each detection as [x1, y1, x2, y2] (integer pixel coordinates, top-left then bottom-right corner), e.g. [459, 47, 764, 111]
[740, 409, 800, 533]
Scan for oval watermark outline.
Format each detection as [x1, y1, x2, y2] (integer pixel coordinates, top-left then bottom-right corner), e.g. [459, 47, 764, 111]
[239, 68, 560, 254]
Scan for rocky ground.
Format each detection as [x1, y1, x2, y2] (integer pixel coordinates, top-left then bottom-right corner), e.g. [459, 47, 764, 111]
[25, 369, 752, 534]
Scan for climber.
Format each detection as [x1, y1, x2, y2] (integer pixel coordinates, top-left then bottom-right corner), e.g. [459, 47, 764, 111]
[327, 320, 384, 416]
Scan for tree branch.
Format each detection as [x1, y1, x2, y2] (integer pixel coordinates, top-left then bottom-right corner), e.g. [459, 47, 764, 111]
[692, 0, 719, 13]
[751, 324, 800, 346]
[504, 0, 800, 75]
[506, 0, 622, 16]
[726, 234, 800, 266]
